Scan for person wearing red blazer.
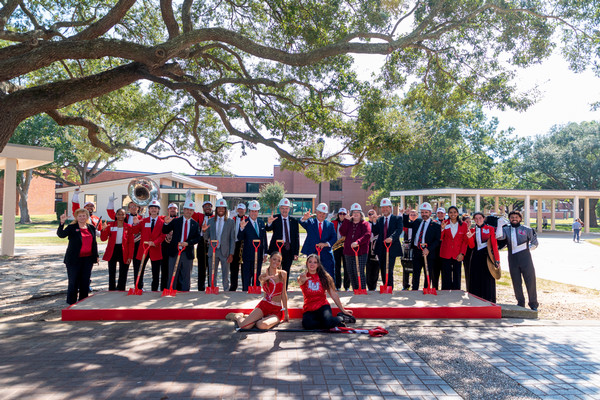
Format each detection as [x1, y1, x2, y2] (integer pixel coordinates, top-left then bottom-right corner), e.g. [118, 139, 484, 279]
[129, 200, 166, 291]
[101, 208, 135, 291]
[466, 212, 500, 303]
[439, 206, 468, 290]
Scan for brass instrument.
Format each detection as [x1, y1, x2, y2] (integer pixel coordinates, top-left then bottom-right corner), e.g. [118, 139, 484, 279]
[128, 177, 160, 207]
[332, 236, 345, 251]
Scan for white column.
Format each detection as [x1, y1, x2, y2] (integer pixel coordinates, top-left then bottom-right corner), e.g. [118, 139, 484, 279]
[584, 197, 590, 234]
[400, 195, 405, 211]
[475, 194, 481, 212]
[524, 195, 531, 227]
[494, 196, 499, 214]
[1, 158, 18, 256]
[418, 195, 423, 205]
[537, 197, 543, 234]
[574, 196, 580, 220]
[551, 199, 556, 231]
[451, 193, 457, 207]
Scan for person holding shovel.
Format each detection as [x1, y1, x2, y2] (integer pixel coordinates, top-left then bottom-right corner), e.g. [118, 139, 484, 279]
[237, 200, 268, 291]
[339, 203, 372, 292]
[298, 254, 352, 329]
[372, 198, 403, 291]
[226, 252, 289, 329]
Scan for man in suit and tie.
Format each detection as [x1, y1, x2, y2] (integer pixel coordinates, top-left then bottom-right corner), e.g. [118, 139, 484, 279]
[192, 200, 214, 291]
[230, 203, 248, 291]
[162, 200, 201, 291]
[266, 198, 300, 287]
[237, 200, 268, 291]
[202, 199, 237, 291]
[372, 198, 403, 289]
[300, 203, 337, 278]
[403, 202, 441, 291]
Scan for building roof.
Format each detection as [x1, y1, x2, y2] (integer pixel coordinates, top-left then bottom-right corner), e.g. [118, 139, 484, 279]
[0, 143, 54, 170]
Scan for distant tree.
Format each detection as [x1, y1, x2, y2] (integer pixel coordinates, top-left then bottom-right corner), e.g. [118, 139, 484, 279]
[258, 182, 286, 215]
[517, 121, 600, 227]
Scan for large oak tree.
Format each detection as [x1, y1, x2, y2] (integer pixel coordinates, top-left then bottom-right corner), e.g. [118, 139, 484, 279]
[0, 0, 595, 172]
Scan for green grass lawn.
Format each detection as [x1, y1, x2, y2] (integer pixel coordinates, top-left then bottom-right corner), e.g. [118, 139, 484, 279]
[589, 238, 600, 247]
[15, 236, 67, 246]
[0, 214, 59, 234]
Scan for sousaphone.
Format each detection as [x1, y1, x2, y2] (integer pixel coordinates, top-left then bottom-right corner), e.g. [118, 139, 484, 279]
[128, 177, 160, 206]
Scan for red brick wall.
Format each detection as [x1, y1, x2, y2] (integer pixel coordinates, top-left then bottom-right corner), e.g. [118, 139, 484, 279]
[0, 175, 55, 216]
[192, 176, 273, 192]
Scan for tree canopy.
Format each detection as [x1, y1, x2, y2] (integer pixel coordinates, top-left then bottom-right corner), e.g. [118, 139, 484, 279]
[1, 0, 595, 174]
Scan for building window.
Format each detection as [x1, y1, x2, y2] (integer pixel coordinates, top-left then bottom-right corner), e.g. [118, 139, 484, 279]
[330, 178, 342, 191]
[84, 194, 97, 206]
[330, 201, 342, 213]
[171, 180, 177, 188]
[179, 182, 184, 188]
[246, 183, 260, 193]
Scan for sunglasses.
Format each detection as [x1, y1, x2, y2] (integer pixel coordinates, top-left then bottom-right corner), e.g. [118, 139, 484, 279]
[338, 212, 346, 215]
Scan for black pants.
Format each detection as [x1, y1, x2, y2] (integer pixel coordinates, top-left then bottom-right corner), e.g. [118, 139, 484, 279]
[333, 247, 349, 290]
[430, 251, 442, 290]
[508, 250, 538, 309]
[108, 244, 129, 291]
[241, 252, 263, 291]
[161, 243, 170, 290]
[197, 240, 208, 291]
[401, 260, 413, 290]
[230, 240, 243, 291]
[65, 257, 94, 305]
[302, 305, 343, 330]
[377, 251, 398, 289]
[441, 258, 462, 290]
[411, 248, 436, 290]
[345, 253, 367, 290]
[366, 255, 380, 291]
[464, 248, 472, 291]
[132, 257, 161, 290]
[468, 247, 496, 303]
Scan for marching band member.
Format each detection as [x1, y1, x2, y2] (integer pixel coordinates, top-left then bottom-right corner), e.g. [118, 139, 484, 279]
[192, 200, 213, 291]
[57, 209, 99, 304]
[230, 204, 248, 291]
[462, 214, 473, 291]
[403, 203, 441, 291]
[332, 208, 349, 291]
[466, 212, 500, 303]
[339, 203, 371, 291]
[71, 188, 103, 234]
[400, 209, 419, 290]
[430, 206, 447, 290]
[100, 208, 135, 291]
[238, 200, 268, 291]
[266, 198, 300, 288]
[299, 203, 337, 278]
[162, 200, 201, 291]
[439, 206, 468, 290]
[366, 209, 380, 291]
[161, 203, 179, 290]
[129, 199, 165, 291]
[202, 199, 237, 291]
[498, 211, 539, 310]
[372, 198, 403, 290]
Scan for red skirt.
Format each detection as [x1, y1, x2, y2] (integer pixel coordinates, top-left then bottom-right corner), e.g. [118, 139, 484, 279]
[256, 300, 284, 320]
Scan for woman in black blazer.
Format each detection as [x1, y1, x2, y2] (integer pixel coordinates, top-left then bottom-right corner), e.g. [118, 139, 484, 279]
[57, 209, 99, 304]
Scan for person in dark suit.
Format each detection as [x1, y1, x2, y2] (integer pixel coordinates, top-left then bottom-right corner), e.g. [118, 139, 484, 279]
[161, 203, 179, 290]
[372, 198, 403, 289]
[230, 203, 248, 291]
[192, 200, 214, 290]
[403, 202, 441, 290]
[237, 200, 268, 290]
[162, 200, 201, 291]
[57, 208, 99, 304]
[266, 198, 300, 287]
[299, 203, 337, 278]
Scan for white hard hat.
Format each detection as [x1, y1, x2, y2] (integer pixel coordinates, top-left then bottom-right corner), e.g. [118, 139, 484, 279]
[338, 208, 348, 214]
[315, 203, 328, 214]
[419, 202, 433, 211]
[148, 200, 161, 208]
[380, 198, 393, 207]
[350, 203, 362, 212]
[202, 201, 213, 207]
[168, 203, 178, 209]
[436, 207, 446, 214]
[84, 201, 95, 208]
[278, 198, 291, 207]
[236, 203, 246, 210]
[183, 201, 195, 210]
[248, 200, 261, 211]
[215, 199, 228, 208]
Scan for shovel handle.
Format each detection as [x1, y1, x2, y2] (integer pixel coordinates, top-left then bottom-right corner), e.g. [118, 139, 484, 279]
[352, 246, 359, 256]
[252, 239, 261, 252]
[315, 244, 322, 256]
[276, 239, 284, 252]
[384, 240, 392, 251]
[419, 242, 427, 250]
[210, 239, 219, 252]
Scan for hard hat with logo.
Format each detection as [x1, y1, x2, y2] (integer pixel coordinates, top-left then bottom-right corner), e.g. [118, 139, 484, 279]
[215, 199, 228, 209]
[436, 207, 446, 214]
[315, 203, 328, 214]
[248, 200, 261, 211]
[419, 202, 433, 212]
[278, 198, 292, 207]
[83, 201, 95, 208]
[183, 201, 195, 210]
[338, 207, 348, 214]
[350, 203, 362, 212]
[148, 199, 161, 208]
[380, 198, 393, 207]
[168, 203, 178, 209]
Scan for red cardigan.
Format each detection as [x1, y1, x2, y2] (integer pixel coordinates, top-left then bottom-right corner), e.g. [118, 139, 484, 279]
[101, 222, 135, 263]
[440, 221, 468, 260]
[339, 219, 371, 256]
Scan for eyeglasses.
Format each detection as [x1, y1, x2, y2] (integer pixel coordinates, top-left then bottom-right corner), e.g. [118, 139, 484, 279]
[338, 213, 346, 215]
[368, 213, 375, 216]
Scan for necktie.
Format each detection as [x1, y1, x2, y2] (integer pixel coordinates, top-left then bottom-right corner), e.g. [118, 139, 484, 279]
[254, 220, 259, 235]
[184, 219, 189, 242]
[151, 218, 155, 232]
[318, 222, 322, 239]
[217, 218, 223, 240]
[384, 217, 388, 239]
[417, 221, 425, 246]
[283, 218, 291, 250]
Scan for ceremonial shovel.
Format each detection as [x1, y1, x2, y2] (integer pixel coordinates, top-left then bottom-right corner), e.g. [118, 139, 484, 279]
[379, 240, 393, 294]
[420, 243, 437, 295]
[127, 243, 150, 295]
[206, 240, 220, 294]
[276, 239, 285, 253]
[248, 239, 262, 294]
[162, 245, 186, 297]
[352, 247, 368, 295]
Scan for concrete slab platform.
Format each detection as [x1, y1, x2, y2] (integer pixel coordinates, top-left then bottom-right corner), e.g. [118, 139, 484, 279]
[62, 289, 501, 321]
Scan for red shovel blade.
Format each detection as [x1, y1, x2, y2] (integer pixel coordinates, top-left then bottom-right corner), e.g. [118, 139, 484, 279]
[423, 287, 437, 295]
[248, 285, 261, 294]
[379, 285, 393, 294]
[161, 288, 177, 297]
[206, 286, 220, 294]
[127, 288, 143, 296]
[353, 288, 368, 295]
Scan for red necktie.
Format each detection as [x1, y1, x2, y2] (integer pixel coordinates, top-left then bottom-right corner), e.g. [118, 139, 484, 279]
[384, 217, 388, 239]
[184, 219, 189, 242]
[318, 222, 322, 239]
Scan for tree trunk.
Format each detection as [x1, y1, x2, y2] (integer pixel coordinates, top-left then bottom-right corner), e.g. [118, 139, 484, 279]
[589, 198, 598, 228]
[16, 169, 33, 224]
